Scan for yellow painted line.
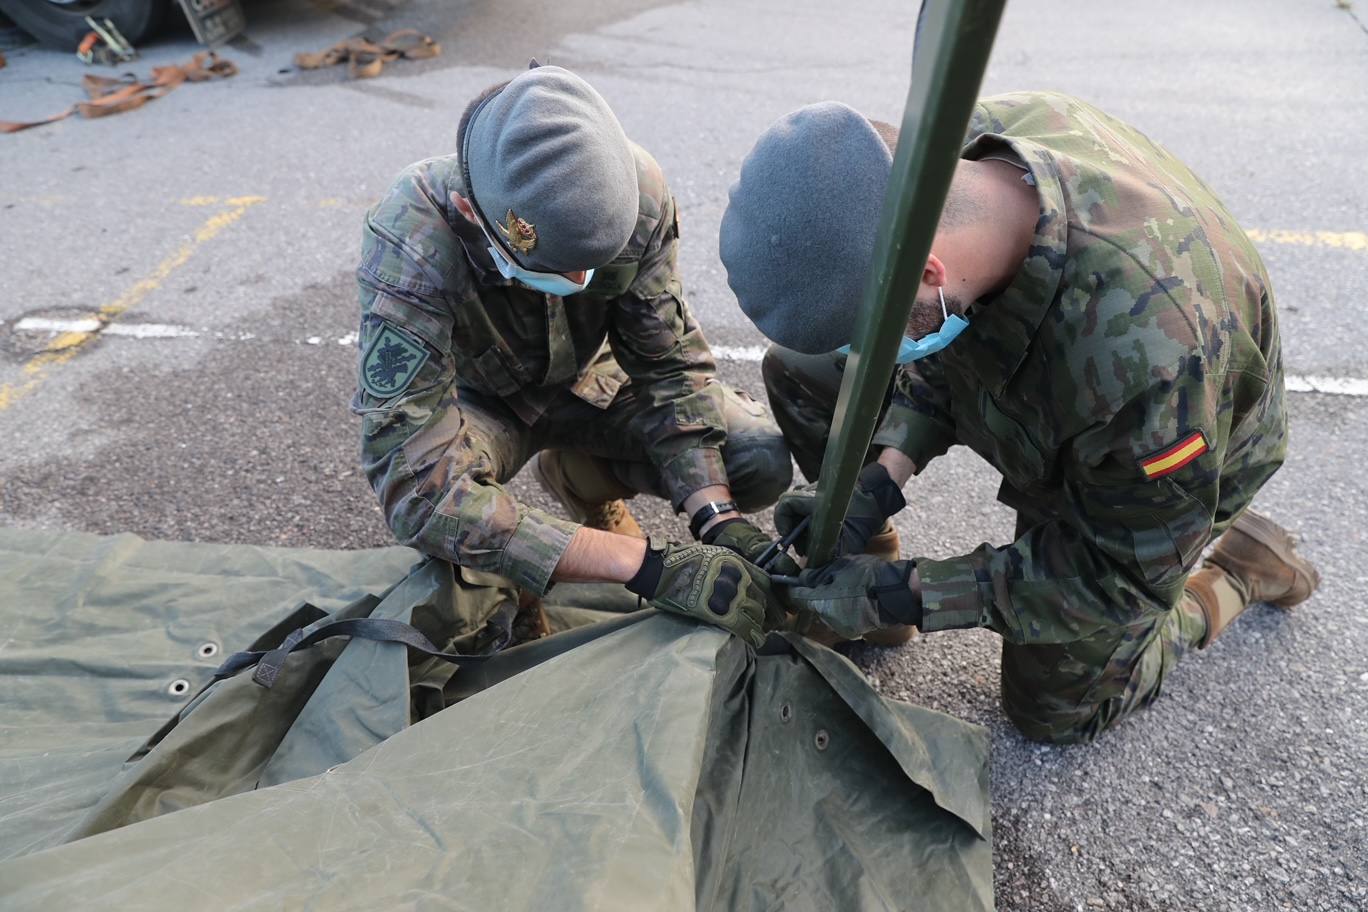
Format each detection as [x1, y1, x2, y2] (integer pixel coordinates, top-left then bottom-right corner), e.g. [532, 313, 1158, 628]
[1246, 228, 1368, 252]
[0, 196, 266, 410]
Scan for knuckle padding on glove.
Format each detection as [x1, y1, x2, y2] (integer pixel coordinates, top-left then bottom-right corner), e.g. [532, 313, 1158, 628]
[708, 563, 742, 616]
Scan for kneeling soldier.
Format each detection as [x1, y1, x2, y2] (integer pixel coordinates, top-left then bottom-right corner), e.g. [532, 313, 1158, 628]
[719, 94, 1319, 742]
[353, 64, 793, 644]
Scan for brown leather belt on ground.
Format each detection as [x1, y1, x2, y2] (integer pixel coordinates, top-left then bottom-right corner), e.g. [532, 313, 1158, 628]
[294, 29, 440, 80]
[0, 51, 237, 134]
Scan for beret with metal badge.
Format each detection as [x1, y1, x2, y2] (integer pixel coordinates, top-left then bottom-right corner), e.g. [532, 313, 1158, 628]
[463, 64, 639, 273]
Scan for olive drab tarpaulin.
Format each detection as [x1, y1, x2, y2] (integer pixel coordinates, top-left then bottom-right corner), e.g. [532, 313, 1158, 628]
[0, 528, 993, 910]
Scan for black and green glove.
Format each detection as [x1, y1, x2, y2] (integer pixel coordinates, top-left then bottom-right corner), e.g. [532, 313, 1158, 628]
[774, 463, 906, 557]
[626, 540, 782, 647]
[775, 555, 922, 641]
[702, 516, 801, 576]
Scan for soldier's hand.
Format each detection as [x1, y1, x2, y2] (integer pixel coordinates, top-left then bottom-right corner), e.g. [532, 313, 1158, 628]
[626, 540, 782, 647]
[774, 555, 922, 641]
[702, 516, 801, 576]
[774, 463, 906, 557]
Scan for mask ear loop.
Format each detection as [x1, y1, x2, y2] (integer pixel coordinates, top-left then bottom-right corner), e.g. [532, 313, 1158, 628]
[937, 286, 949, 321]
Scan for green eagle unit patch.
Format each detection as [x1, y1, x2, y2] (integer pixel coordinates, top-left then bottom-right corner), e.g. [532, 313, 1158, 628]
[360, 323, 429, 399]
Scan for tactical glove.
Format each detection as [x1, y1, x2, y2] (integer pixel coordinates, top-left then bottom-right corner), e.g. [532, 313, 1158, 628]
[626, 540, 781, 647]
[702, 516, 802, 576]
[774, 463, 906, 557]
[776, 555, 922, 641]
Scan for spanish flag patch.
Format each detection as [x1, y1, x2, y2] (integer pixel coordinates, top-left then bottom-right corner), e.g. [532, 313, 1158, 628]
[1140, 430, 1209, 480]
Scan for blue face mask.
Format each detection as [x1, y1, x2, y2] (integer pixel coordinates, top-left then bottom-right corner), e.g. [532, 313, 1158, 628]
[487, 244, 595, 297]
[838, 287, 968, 363]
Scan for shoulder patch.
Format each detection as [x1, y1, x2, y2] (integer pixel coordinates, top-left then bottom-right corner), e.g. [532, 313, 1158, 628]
[1140, 430, 1208, 480]
[360, 323, 429, 399]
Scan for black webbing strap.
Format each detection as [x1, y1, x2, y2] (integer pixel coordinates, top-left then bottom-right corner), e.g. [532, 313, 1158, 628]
[212, 616, 493, 690]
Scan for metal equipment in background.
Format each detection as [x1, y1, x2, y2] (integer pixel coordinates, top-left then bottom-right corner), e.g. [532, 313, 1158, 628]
[0, 0, 241, 50]
[805, 0, 1009, 566]
[173, 0, 242, 46]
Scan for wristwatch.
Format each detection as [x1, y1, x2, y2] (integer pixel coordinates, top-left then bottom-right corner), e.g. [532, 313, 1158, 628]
[689, 499, 739, 539]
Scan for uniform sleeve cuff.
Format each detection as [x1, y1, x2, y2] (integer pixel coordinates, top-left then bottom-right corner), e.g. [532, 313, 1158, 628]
[660, 446, 729, 509]
[500, 507, 580, 595]
[870, 402, 956, 473]
[914, 556, 993, 632]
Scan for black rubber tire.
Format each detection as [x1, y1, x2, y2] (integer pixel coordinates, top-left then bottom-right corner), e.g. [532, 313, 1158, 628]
[0, 0, 169, 49]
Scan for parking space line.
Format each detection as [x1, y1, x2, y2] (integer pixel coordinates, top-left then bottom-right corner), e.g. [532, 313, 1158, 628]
[6, 324, 1365, 401]
[0, 196, 266, 413]
[1245, 228, 1368, 252]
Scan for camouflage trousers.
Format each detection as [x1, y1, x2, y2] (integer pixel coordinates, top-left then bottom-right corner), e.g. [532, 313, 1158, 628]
[763, 345, 1246, 745]
[455, 381, 791, 513]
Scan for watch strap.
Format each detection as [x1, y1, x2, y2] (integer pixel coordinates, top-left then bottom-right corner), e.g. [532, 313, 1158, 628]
[689, 499, 739, 539]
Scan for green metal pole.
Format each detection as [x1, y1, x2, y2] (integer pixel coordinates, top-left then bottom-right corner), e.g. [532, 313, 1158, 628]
[805, 0, 1008, 565]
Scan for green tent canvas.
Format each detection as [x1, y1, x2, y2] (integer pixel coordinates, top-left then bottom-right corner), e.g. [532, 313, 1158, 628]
[0, 529, 992, 910]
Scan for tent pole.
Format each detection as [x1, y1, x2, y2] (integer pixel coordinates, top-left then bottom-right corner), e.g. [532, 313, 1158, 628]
[805, 0, 1009, 566]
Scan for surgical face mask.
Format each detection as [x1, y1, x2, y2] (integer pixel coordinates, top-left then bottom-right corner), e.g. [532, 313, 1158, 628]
[486, 243, 595, 297]
[838, 286, 969, 363]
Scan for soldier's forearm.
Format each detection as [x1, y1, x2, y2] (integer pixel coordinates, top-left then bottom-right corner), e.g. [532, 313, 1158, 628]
[552, 527, 649, 584]
[877, 447, 918, 488]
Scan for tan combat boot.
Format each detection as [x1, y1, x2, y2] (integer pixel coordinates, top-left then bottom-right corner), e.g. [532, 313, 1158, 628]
[863, 520, 902, 561]
[1186, 509, 1320, 647]
[861, 520, 917, 646]
[532, 449, 645, 539]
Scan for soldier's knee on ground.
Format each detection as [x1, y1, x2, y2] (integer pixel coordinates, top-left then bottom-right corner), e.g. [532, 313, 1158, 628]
[998, 636, 1135, 747]
[1001, 694, 1105, 746]
[723, 432, 793, 511]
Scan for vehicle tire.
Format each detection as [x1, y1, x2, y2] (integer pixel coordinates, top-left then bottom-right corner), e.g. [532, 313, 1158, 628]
[0, 0, 169, 50]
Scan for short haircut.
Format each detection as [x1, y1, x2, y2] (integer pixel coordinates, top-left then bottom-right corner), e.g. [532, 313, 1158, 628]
[863, 116, 982, 232]
[457, 80, 511, 155]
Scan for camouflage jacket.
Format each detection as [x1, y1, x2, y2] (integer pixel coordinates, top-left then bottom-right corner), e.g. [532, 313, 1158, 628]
[870, 92, 1287, 643]
[353, 145, 727, 594]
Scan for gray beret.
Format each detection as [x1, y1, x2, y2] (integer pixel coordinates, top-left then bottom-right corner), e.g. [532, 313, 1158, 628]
[464, 65, 638, 273]
[719, 102, 892, 354]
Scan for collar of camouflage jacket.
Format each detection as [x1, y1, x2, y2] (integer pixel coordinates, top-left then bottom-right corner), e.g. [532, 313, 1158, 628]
[949, 133, 1070, 396]
[445, 176, 516, 289]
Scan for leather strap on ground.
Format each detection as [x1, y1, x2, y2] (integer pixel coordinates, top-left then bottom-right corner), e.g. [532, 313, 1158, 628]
[1, 52, 237, 134]
[294, 29, 440, 79]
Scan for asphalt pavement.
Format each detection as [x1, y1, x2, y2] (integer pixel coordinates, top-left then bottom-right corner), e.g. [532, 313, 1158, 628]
[1, 0, 1366, 909]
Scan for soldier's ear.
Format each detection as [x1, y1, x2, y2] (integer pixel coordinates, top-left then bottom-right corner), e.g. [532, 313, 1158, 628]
[922, 254, 947, 289]
[450, 191, 479, 224]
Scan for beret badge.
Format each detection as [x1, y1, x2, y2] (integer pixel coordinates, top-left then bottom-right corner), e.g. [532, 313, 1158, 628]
[499, 209, 538, 254]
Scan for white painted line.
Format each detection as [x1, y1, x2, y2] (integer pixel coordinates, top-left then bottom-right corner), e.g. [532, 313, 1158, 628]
[16, 317, 101, 333]
[712, 344, 769, 362]
[10, 318, 1368, 399]
[1284, 375, 1368, 397]
[106, 323, 202, 339]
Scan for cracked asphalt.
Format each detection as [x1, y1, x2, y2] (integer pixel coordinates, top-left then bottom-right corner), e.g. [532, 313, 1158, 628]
[1, 0, 1365, 909]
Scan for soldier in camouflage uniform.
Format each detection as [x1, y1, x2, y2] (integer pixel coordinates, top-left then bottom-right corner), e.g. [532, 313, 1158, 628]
[353, 64, 793, 644]
[720, 94, 1320, 743]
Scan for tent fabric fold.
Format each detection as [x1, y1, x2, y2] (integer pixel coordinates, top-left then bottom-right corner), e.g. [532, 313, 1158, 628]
[0, 528, 992, 910]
